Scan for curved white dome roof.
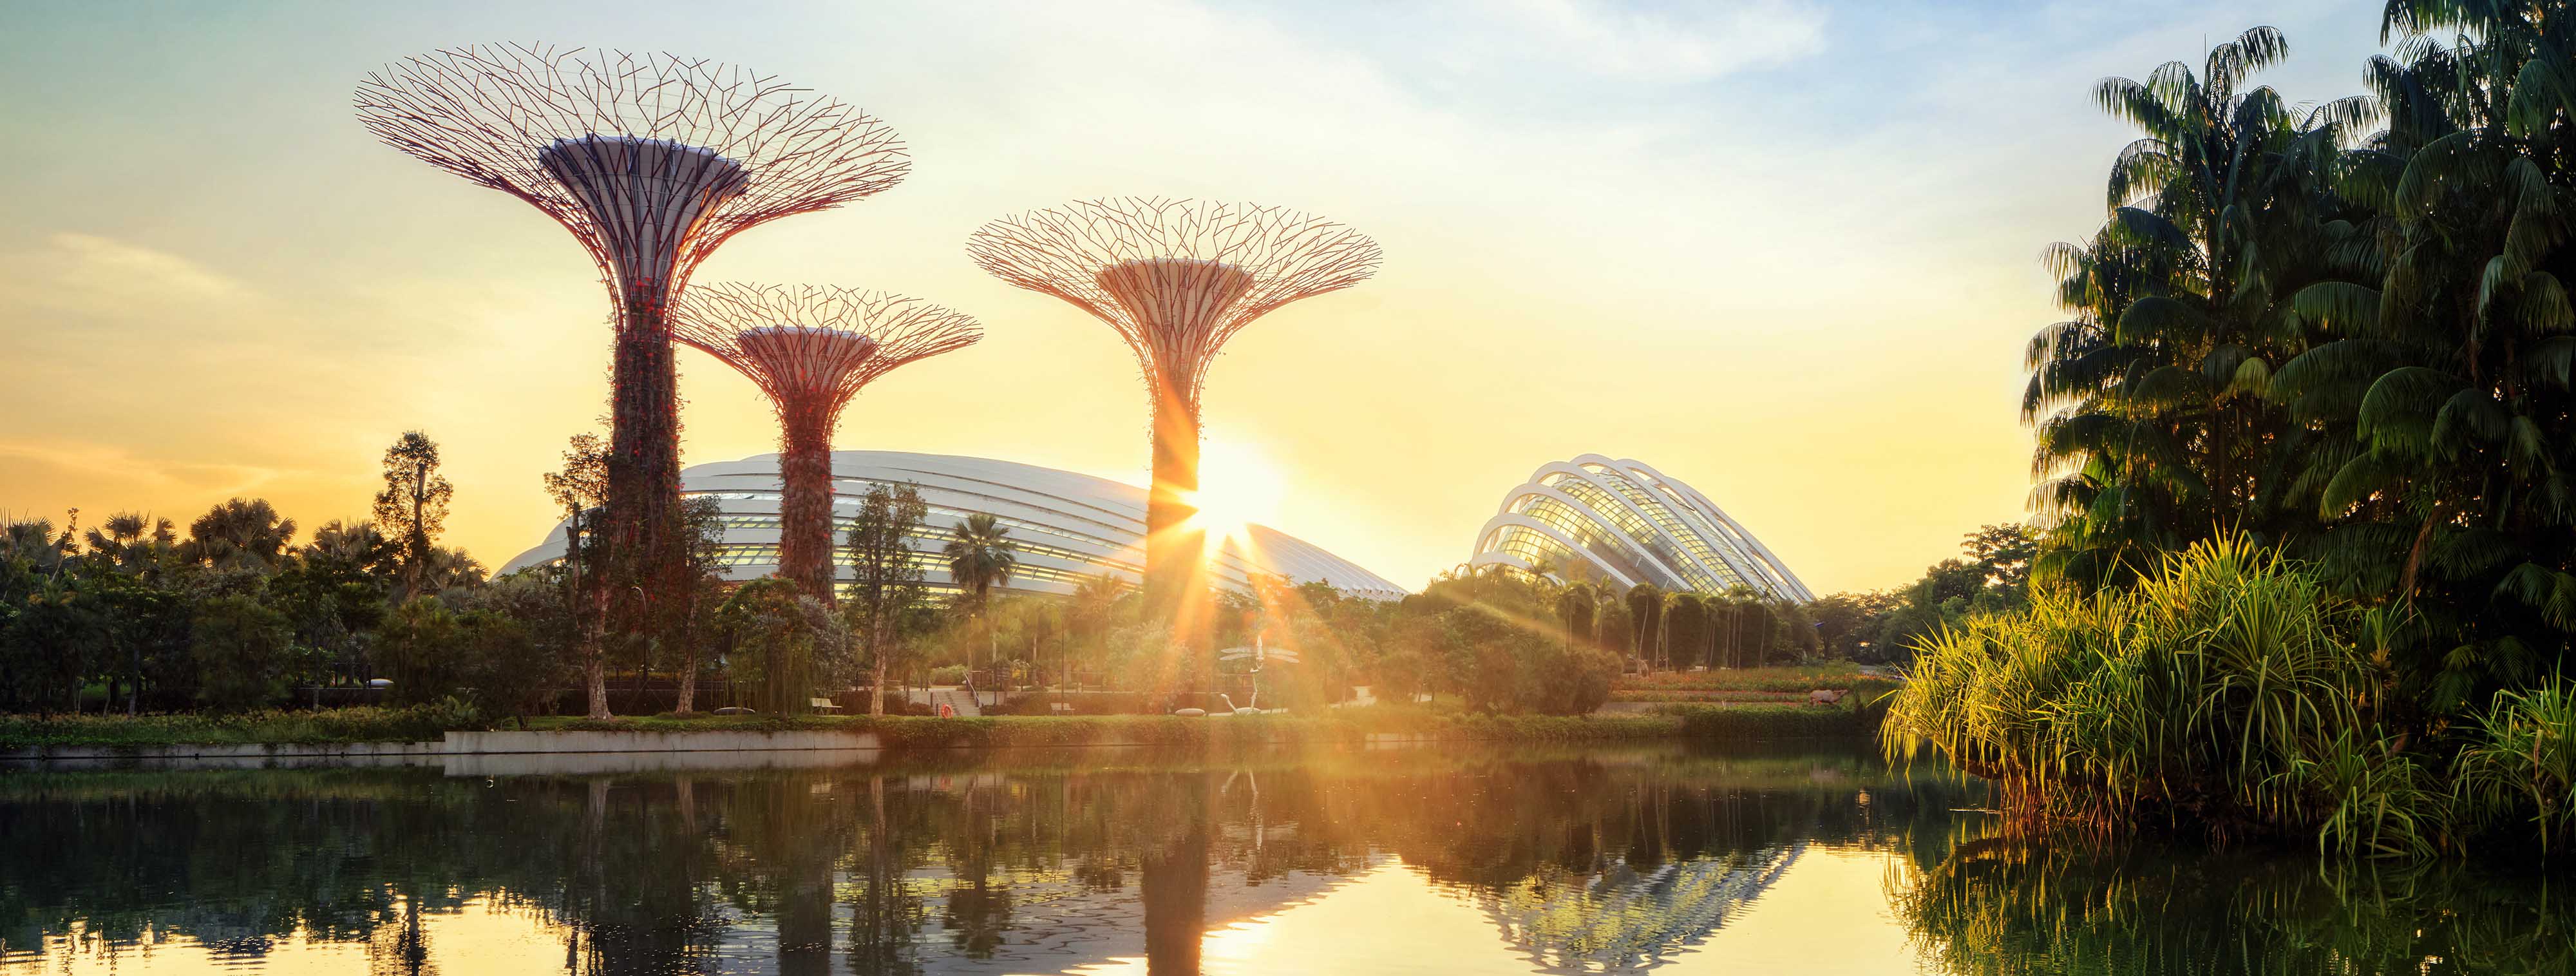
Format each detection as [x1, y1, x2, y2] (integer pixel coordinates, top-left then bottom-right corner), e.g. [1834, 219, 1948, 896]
[502, 450, 1408, 600]
[1469, 454, 1812, 601]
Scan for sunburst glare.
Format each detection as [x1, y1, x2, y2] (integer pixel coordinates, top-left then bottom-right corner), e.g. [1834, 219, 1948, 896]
[1186, 436, 1287, 543]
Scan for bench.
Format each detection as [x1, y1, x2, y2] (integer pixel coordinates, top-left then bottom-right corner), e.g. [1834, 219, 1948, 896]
[810, 696, 844, 714]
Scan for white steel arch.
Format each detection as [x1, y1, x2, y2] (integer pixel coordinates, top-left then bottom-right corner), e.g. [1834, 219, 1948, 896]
[1468, 454, 1814, 601]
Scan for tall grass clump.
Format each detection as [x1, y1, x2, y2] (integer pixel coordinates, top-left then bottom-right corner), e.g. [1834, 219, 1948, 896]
[1880, 537, 2443, 857]
[2453, 680, 2576, 854]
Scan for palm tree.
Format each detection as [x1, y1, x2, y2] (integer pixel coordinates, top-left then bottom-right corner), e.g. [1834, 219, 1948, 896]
[419, 546, 488, 592]
[181, 497, 297, 573]
[2025, 27, 2354, 589]
[2268, 7, 2576, 709]
[83, 512, 176, 575]
[943, 513, 1018, 705]
[303, 520, 395, 575]
[1, 515, 74, 573]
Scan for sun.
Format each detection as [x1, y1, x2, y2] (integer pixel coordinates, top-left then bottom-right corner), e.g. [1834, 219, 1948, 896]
[1186, 436, 1287, 541]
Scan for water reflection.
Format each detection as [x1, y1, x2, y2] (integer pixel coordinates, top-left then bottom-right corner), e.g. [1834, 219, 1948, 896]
[1893, 836, 2575, 975]
[0, 744, 2561, 974]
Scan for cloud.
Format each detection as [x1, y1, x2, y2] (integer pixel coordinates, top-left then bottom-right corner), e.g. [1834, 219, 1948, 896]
[1444, 0, 1829, 84]
[0, 232, 253, 317]
[0, 437, 297, 502]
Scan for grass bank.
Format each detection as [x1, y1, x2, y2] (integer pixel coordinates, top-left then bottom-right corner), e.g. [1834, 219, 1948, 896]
[0, 703, 477, 749]
[1612, 664, 1899, 694]
[5, 701, 1880, 751]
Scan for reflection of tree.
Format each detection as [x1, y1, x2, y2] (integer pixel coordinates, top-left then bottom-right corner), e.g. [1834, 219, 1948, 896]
[851, 775, 927, 976]
[708, 778, 846, 975]
[1891, 834, 2576, 975]
[38, 749, 2560, 976]
[568, 778, 729, 975]
[365, 894, 433, 976]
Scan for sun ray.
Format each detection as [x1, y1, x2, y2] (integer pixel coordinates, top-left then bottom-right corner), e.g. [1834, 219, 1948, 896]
[1184, 436, 1285, 546]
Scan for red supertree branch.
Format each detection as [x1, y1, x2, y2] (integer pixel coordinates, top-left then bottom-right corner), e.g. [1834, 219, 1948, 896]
[965, 197, 1381, 409]
[355, 44, 909, 313]
[673, 283, 982, 605]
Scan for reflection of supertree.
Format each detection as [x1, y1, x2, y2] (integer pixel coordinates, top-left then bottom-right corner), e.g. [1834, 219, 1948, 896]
[355, 45, 909, 675]
[969, 198, 1379, 635]
[1139, 772, 1213, 975]
[674, 284, 980, 606]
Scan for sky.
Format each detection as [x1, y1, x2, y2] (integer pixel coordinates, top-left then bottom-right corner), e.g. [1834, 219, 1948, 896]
[0, 0, 2389, 595]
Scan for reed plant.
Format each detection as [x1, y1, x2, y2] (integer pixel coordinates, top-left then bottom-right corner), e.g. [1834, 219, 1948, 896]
[1881, 537, 2445, 856]
[2453, 679, 2576, 854]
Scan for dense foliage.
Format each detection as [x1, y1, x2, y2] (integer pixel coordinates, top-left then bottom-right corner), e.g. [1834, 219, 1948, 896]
[1891, 3, 2576, 861]
[1809, 524, 2033, 664]
[2027, 4, 2576, 714]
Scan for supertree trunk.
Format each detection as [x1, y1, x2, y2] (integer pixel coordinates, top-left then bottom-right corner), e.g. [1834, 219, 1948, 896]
[607, 292, 683, 570]
[778, 408, 838, 608]
[602, 295, 683, 718]
[1145, 387, 1204, 641]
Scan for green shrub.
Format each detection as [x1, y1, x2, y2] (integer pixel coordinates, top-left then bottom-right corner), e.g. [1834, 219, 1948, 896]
[190, 595, 299, 713]
[1662, 703, 1873, 738]
[1882, 537, 2441, 856]
[929, 664, 969, 685]
[2453, 678, 2576, 853]
[0, 702, 484, 748]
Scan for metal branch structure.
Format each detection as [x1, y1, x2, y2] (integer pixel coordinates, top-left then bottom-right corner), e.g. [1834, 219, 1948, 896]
[354, 43, 909, 651]
[967, 197, 1380, 630]
[673, 283, 981, 605]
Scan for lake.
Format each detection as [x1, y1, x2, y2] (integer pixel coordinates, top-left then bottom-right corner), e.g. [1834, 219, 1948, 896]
[0, 742, 2565, 974]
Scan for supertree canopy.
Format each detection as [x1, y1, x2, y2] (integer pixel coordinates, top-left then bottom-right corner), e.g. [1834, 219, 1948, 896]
[967, 197, 1380, 631]
[354, 43, 909, 624]
[673, 284, 981, 605]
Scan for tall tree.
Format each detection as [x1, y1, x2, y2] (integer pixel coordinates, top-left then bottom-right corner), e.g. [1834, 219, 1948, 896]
[83, 512, 176, 577]
[182, 499, 296, 573]
[2271, 5, 2576, 710]
[943, 513, 1018, 703]
[303, 520, 397, 579]
[2026, 27, 2350, 588]
[544, 433, 614, 719]
[373, 431, 453, 601]
[1662, 593, 1706, 671]
[848, 483, 930, 716]
[1557, 582, 1597, 651]
[670, 495, 727, 715]
[1624, 583, 1661, 673]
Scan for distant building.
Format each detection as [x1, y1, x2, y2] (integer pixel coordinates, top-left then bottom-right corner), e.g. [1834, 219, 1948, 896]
[1468, 454, 1812, 600]
[500, 450, 1408, 601]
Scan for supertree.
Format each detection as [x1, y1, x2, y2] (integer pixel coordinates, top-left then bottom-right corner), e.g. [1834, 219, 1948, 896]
[967, 198, 1379, 635]
[672, 283, 981, 606]
[354, 44, 909, 635]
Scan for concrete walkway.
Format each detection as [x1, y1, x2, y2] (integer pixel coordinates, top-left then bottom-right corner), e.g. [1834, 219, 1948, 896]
[927, 687, 983, 717]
